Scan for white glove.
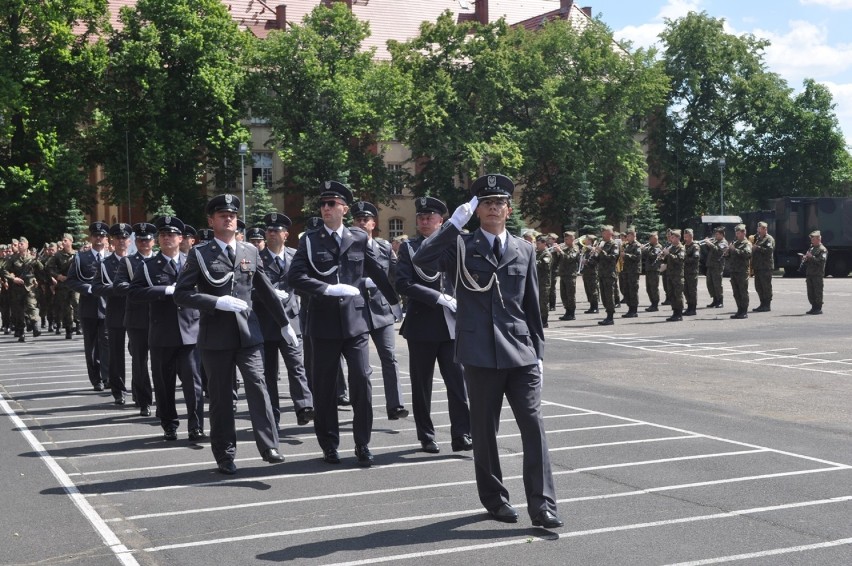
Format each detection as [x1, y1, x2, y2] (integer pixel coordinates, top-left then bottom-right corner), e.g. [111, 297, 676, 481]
[281, 324, 299, 347]
[215, 295, 249, 312]
[537, 359, 544, 379]
[364, 277, 377, 290]
[274, 289, 290, 301]
[323, 283, 360, 297]
[449, 196, 479, 230]
[164, 285, 175, 296]
[436, 293, 457, 313]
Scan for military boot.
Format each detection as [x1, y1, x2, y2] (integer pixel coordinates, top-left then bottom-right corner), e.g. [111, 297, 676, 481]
[715, 300, 724, 308]
[666, 309, 683, 322]
[598, 313, 614, 326]
[730, 310, 748, 319]
[32, 325, 41, 338]
[644, 302, 659, 312]
[807, 304, 823, 315]
[706, 299, 717, 308]
[65, 328, 73, 339]
[559, 309, 575, 321]
[584, 303, 599, 314]
[683, 305, 696, 316]
[621, 308, 638, 318]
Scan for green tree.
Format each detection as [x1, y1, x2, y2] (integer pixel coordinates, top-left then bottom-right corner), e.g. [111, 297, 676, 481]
[93, 0, 250, 228]
[247, 177, 276, 227]
[0, 1, 109, 242]
[631, 188, 664, 241]
[573, 176, 606, 235]
[64, 199, 90, 246]
[152, 195, 175, 219]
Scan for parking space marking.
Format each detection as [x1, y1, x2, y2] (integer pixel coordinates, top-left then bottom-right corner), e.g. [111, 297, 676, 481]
[664, 537, 852, 565]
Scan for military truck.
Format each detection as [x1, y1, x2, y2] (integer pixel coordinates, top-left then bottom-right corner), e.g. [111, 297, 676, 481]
[683, 215, 743, 275]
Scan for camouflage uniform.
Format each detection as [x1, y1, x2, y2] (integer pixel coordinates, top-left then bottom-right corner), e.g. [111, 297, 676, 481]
[0, 248, 9, 333]
[547, 244, 559, 311]
[45, 249, 78, 338]
[727, 235, 752, 318]
[664, 239, 686, 321]
[596, 237, 620, 324]
[536, 246, 552, 328]
[556, 241, 580, 320]
[705, 236, 727, 307]
[751, 231, 775, 311]
[581, 241, 599, 313]
[3, 250, 44, 340]
[643, 242, 662, 311]
[620, 238, 642, 317]
[805, 240, 827, 314]
[683, 239, 701, 315]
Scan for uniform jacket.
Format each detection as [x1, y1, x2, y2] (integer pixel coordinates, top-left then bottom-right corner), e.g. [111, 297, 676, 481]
[596, 240, 620, 276]
[727, 239, 752, 274]
[664, 243, 686, 279]
[255, 246, 301, 340]
[643, 243, 662, 273]
[752, 234, 775, 271]
[288, 225, 397, 340]
[706, 239, 728, 272]
[621, 241, 643, 274]
[111, 252, 153, 330]
[92, 253, 128, 328]
[536, 248, 552, 292]
[396, 236, 454, 343]
[174, 240, 288, 349]
[414, 223, 544, 369]
[362, 238, 397, 330]
[805, 244, 827, 277]
[128, 252, 199, 348]
[44, 251, 75, 288]
[683, 242, 701, 274]
[64, 249, 106, 319]
[556, 244, 580, 278]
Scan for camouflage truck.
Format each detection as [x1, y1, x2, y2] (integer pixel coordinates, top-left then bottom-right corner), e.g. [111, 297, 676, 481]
[683, 215, 743, 275]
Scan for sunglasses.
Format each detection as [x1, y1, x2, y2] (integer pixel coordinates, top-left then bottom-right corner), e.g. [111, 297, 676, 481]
[320, 200, 342, 208]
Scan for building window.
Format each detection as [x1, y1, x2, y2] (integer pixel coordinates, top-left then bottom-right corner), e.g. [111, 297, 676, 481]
[387, 163, 405, 195]
[388, 218, 404, 239]
[252, 152, 273, 188]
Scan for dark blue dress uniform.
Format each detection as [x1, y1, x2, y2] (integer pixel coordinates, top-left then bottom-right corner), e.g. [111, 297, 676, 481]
[174, 194, 292, 472]
[91, 223, 132, 403]
[414, 174, 560, 527]
[254, 212, 314, 426]
[111, 223, 157, 414]
[288, 182, 399, 465]
[128, 217, 204, 439]
[396, 196, 471, 451]
[64, 222, 110, 390]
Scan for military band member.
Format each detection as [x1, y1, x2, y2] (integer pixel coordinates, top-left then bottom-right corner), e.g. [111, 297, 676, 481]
[619, 227, 642, 318]
[726, 224, 752, 319]
[643, 232, 662, 312]
[545, 233, 559, 311]
[64, 222, 111, 390]
[595, 226, 619, 326]
[289, 182, 398, 468]
[534, 235, 552, 328]
[660, 228, 673, 306]
[413, 173, 561, 529]
[175, 194, 297, 474]
[705, 227, 727, 308]
[580, 234, 599, 313]
[751, 221, 775, 312]
[255, 212, 314, 427]
[662, 229, 685, 321]
[396, 196, 472, 454]
[682, 228, 701, 316]
[803, 230, 827, 315]
[553, 231, 579, 320]
[3, 237, 44, 342]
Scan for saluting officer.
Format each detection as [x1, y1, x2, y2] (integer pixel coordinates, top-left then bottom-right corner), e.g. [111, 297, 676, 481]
[726, 224, 752, 319]
[414, 174, 562, 530]
[288, 182, 398, 467]
[396, 196, 471, 454]
[751, 221, 775, 312]
[174, 194, 297, 474]
[64, 222, 111, 391]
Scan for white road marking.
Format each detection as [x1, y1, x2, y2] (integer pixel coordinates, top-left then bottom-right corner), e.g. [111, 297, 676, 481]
[664, 537, 852, 565]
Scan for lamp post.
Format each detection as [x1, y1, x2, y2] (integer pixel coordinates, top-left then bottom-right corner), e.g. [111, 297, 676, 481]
[718, 158, 726, 216]
[238, 143, 248, 224]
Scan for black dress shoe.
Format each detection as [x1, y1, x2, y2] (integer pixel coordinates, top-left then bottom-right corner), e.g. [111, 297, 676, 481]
[139, 406, 151, 417]
[388, 407, 409, 420]
[488, 503, 519, 523]
[451, 434, 473, 452]
[163, 429, 178, 441]
[355, 444, 373, 467]
[261, 448, 285, 463]
[188, 428, 206, 441]
[337, 394, 351, 407]
[114, 397, 125, 406]
[93, 383, 104, 392]
[421, 440, 440, 454]
[217, 460, 237, 475]
[531, 510, 564, 529]
[32, 327, 41, 337]
[323, 448, 341, 464]
[296, 407, 315, 426]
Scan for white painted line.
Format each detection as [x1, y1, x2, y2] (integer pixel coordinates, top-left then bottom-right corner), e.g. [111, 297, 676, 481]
[21, 410, 138, 421]
[0, 395, 139, 566]
[142, 495, 852, 555]
[663, 537, 852, 565]
[549, 434, 700, 453]
[7, 386, 92, 395]
[4, 380, 91, 387]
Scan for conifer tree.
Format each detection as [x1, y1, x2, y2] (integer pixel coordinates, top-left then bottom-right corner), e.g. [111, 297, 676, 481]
[573, 175, 606, 235]
[631, 188, 664, 241]
[247, 177, 277, 227]
[64, 199, 89, 246]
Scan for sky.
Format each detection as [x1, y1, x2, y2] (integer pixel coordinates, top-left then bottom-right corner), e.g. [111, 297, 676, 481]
[591, 0, 852, 147]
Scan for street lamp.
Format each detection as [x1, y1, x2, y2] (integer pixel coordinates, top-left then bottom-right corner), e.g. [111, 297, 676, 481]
[718, 158, 726, 215]
[238, 142, 248, 224]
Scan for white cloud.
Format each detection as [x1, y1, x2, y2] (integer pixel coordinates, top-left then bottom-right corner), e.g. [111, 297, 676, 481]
[800, 0, 852, 10]
[613, 0, 702, 49]
[821, 81, 852, 143]
[754, 20, 852, 85]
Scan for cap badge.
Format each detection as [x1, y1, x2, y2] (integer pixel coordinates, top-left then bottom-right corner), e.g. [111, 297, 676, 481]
[325, 181, 332, 189]
[420, 197, 427, 207]
[487, 175, 497, 188]
[164, 216, 171, 224]
[120, 223, 126, 230]
[271, 213, 277, 222]
[357, 202, 364, 211]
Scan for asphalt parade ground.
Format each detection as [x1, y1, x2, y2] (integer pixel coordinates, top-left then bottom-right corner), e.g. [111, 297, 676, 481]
[1, 276, 851, 566]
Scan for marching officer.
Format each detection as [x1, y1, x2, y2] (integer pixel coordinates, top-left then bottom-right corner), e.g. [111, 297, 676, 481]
[619, 227, 642, 318]
[534, 234, 552, 328]
[803, 230, 827, 314]
[751, 221, 775, 312]
[553, 231, 579, 321]
[705, 227, 727, 308]
[726, 224, 752, 319]
[682, 228, 701, 316]
[595, 226, 620, 326]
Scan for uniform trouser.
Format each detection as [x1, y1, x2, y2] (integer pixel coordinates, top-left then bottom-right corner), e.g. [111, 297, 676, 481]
[53, 288, 74, 330]
[464, 364, 557, 518]
[622, 271, 640, 309]
[754, 269, 773, 305]
[615, 272, 624, 302]
[263, 338, 313, 425]
[559, 275, 576, 311]
[539, 285, 550, 324]
[10, 286, 39, 331]
[582, 272, 598, 305]
[806, 276, 824, 306]
[0, 291, 9, 328]
[127, 328, 152, 409]
[311, 334, 372, 452]
[548, 273, 557, 309]
[730, 272, 749, 311]
[706, 268, 724, 302]
[407, 339, 470, 443]
[202, 345, 278, 463]
[662, 269, 670, 300]
[645, 271, 660, 304]
[369, 324, 404, 414]
[81, 317, 109, 386]
[684, 271, 699, 307]
[151, 344, 203, 432]
[669, 276, 684, 310]
[598, 273, 616, 314]
[107, 326, 127, 400]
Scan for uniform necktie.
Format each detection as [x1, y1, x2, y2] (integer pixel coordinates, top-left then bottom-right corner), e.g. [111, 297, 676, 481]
[169, 258, 177, 273]
[276, 255, 286, 272]
[333, 232, 341, 247]
[492, 237, 502, 262]
[226, 244, 235, 264]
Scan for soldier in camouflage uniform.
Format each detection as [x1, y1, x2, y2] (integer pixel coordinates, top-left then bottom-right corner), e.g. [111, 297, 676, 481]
[580, 235, 599, 314]
[44, 235, 78, 339]
[726, 224, 752, 319]
[595, 226, 620, 326]
[0, 244, 10, 334]
[705, 227, 727, 308]
[37, 242, 57, 331]
[751, 221, 775, 312]
[2, 237, 44, 341]
[682, 228, 701, 316]
[660, 228, 672, 306]
[643, 232, 662, 312]
[661, 230, 685, 322]
[553, 231, 580, 321]
[803, 230, 827, 315]
[535, 235, 552, 328]
[619, 227, 642, 318]
[546, 233, 559, 311]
